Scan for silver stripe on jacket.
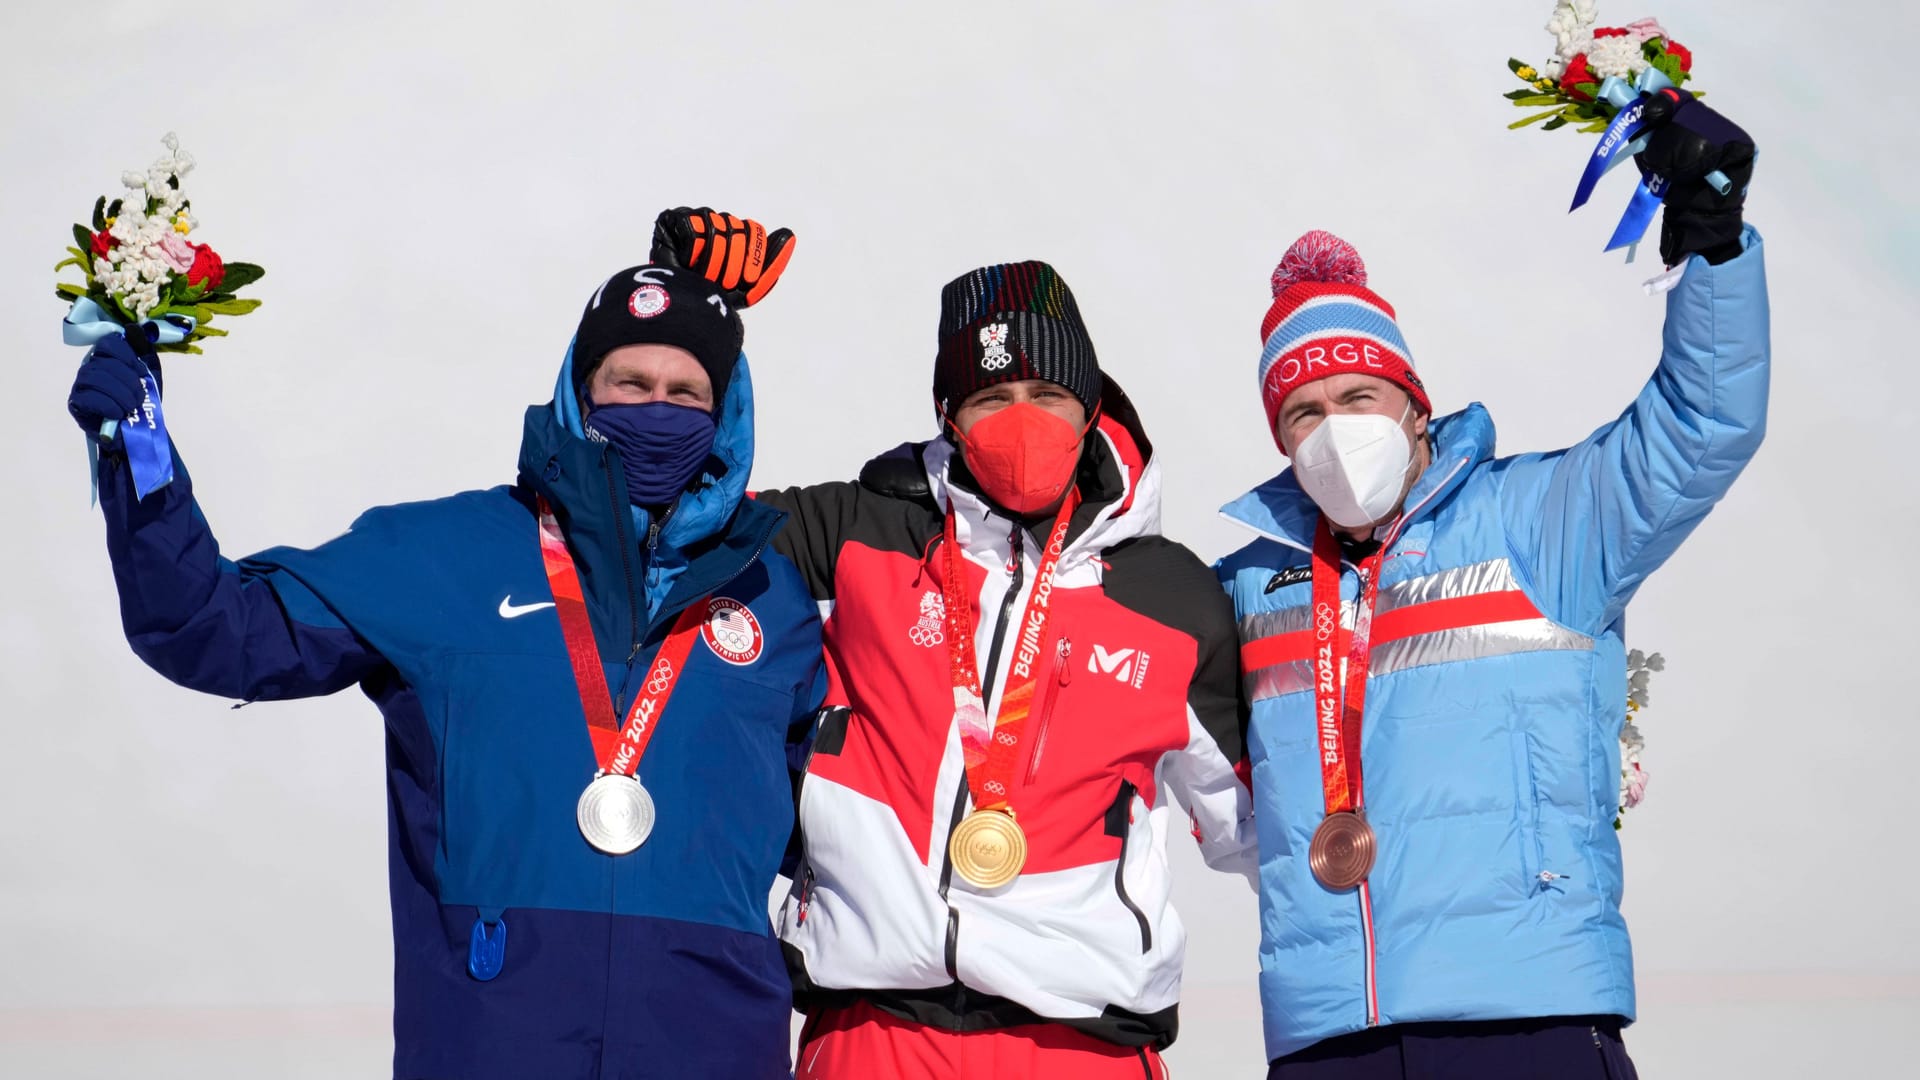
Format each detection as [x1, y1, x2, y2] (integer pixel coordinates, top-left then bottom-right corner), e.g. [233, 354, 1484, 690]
[1241, 558, 1594, 701]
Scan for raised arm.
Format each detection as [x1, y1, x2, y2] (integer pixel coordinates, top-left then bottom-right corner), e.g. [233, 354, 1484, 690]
[74, 335, 386, 701]
[1499, 94, 1768, 634]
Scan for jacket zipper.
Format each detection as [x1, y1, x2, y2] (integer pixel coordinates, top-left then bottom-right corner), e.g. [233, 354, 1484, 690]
[936, 521, 1027, 984]
[1110, 780, 1152, 952]
[1025, 637, 1072, 784]
[601, 455, 643, 664]
[1348, 561, 1381, 1028]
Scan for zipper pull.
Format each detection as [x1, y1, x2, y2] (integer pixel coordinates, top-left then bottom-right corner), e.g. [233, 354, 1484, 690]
[1056, 637, 1073, 685]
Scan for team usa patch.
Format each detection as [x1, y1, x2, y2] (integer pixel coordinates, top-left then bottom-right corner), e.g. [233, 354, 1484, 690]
[628, 284, 670, 319]
[703, 597, 763, 665]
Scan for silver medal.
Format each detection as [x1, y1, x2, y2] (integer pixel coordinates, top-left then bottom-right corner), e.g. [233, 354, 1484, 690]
[576, 772, 656, 855]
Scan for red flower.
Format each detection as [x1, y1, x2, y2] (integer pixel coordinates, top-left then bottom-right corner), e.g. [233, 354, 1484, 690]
[186, 242, 225, 290]
[1665, 40, 1693, 72]
[1560, 54, 1596, 100]
[1592, 26, 1629, 38]
[89, 230, 117, 258]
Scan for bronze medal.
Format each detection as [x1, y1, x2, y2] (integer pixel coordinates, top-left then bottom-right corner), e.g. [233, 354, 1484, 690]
[1308, 810, 1376, 890]
[948, 809, 1028, 890]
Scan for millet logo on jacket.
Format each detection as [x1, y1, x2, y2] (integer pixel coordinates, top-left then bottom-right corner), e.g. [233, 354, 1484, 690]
[1089, 644, 1150, 689]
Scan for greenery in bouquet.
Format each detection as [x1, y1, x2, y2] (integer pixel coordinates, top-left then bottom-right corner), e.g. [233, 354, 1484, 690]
[53, 133, 264, 355]
[1505, 1, 1697, 134]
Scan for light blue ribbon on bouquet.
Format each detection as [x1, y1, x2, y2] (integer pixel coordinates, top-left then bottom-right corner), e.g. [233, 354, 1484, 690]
[1568, 68, 1733, 262]
[64, 297, 195, 503]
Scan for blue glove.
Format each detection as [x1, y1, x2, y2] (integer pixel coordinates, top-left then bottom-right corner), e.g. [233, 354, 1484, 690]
[68, 332, 156, 442]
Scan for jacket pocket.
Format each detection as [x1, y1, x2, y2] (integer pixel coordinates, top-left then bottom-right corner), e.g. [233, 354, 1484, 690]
[1025, 638, 1072, 784]
[1510, 729, 1547, 891]
[1104, 779, 1152, 953]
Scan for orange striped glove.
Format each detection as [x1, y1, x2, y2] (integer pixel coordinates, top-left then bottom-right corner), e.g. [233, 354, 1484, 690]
[649, 207, 796, 308]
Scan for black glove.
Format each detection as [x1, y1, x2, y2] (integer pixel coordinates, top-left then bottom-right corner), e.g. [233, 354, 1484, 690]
[649, 207, 796, 308]
[1636, 89, 1755, 265]
[68, 331, 158, 442]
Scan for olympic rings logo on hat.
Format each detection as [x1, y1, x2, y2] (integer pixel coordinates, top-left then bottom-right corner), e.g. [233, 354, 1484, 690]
[979, 322, 1013, 371]
[629, 284, 670, 319]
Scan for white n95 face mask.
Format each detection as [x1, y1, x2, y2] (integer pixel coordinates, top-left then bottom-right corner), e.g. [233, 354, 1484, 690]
[1290, 409, 1416, 529]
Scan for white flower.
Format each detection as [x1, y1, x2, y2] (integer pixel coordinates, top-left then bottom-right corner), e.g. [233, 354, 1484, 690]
[1587, 35, 1646, 79]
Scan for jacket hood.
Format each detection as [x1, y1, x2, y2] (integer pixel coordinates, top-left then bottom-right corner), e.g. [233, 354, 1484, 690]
[544, 339, 757, 552]
[1220, 403, 1497, 553]
[519, 341, 780, 634]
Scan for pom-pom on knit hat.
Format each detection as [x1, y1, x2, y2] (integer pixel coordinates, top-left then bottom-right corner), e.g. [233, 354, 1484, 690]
[1258, 231, 1429, 442]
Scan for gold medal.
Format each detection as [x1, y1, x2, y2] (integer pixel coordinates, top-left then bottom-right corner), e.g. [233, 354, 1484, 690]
[948, 809, 1027, 890]
[1308, 810, 1376, 890]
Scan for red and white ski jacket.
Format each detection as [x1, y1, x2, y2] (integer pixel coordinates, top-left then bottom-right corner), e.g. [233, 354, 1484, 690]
[756, 385, 1254, 1050]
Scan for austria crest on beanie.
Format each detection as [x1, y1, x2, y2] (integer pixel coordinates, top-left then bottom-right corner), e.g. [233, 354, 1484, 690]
[572, 264, 744, 408]
[1258, 231, 1430, 443]
[933, 260, 1102, 420]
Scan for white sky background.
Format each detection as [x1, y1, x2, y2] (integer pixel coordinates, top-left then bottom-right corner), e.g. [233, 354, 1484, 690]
[2, 1, 1915, 1076]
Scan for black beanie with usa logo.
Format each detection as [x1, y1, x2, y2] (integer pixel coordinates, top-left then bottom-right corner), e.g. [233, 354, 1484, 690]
[572, 264, 743, 407]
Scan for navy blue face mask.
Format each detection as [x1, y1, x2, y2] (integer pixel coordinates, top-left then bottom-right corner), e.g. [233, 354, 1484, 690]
[583, 401, 718, 507]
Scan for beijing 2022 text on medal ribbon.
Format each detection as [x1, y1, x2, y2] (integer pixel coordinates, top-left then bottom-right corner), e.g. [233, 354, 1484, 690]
[940, 493, 1080, 890]
[538, 496, 709, 856]
[1306, 520, 1389, 891]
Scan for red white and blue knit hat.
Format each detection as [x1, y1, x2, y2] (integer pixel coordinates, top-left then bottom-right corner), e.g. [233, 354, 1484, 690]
[1258, 231, 1429, 442]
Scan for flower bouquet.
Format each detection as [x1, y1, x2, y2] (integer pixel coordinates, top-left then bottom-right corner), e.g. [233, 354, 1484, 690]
[56, 133, 265, 354]
[1616, 648, 1665, 829]
[1504, 2, 1697, 133]
[56, 134, 265, 499]
[1504, 3, 1718, 262]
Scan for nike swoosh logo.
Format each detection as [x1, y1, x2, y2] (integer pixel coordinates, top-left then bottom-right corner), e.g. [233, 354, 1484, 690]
[498, 597, 556, 619]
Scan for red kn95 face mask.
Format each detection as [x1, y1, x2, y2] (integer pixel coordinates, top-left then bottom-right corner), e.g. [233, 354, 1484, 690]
[953, 403, 1092, 515]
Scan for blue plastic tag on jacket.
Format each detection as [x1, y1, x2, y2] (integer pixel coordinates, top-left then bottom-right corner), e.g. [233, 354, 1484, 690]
[466, 915, 508, 981]
[64, 298, 195, 501]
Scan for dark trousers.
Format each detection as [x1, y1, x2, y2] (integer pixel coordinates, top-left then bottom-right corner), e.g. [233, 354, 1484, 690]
[1267, 1016, 1638, 1080]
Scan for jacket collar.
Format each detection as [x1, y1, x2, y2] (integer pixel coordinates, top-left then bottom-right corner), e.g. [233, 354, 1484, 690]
[514, 345, 783, 647]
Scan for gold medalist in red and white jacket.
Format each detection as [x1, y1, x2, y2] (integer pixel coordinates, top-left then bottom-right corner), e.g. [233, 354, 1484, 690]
[757, 383, 1255, 1051]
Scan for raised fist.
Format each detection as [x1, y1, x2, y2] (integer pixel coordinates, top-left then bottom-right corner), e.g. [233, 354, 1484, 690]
[649, 207, 796, 308]
[1636, 90, 1756, 265]
[68, 331, 158, 442]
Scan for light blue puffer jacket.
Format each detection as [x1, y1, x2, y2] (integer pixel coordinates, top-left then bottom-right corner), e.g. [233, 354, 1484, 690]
[1216, 228, 1769, 1061]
